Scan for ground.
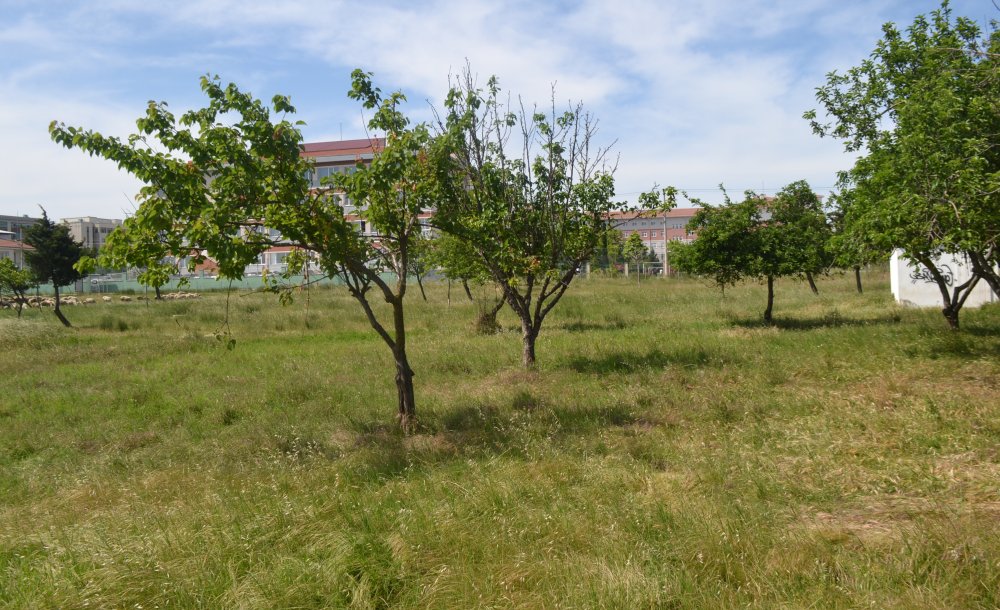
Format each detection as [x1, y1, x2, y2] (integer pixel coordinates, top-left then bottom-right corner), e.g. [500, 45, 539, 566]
[1, 272, 998, 608]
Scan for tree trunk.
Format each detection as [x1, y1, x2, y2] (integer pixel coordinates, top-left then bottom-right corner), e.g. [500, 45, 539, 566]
[854, 266, 863, 294]
[968, 251, 1000, 298]
[763, 275, 774, 324]
[447, 279, 451, 307]
[521, 318, 537, 367]
[390, 298, 416, 431]
[155, 285, 162, 300]
[53, 285, 71, 327]
[943, 305, 960, 331]
[806, 272, 819, 295]
[462, 279, 474, 301]
[393, 347, 416, 432]
[416, 274, 427, 301]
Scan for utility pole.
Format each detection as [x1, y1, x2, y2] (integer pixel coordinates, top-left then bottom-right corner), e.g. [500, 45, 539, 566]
[662, 212, 669, 277]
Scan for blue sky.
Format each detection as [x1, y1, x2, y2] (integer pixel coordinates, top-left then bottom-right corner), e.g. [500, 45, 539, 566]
[0, 0, 995, 220]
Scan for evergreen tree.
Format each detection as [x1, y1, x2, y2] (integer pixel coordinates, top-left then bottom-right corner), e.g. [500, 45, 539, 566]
[24, 209, 85, 327]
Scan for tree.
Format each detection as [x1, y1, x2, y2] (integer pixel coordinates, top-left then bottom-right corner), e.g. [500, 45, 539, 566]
[826, 190, 886, 294]
[406, 233, 433, 302]
[89, 224, 178, 299]
[591, 226, 625, 274]
[434, 70, 670, 366]
[622, 232, 647, 285]
[0, 258, 35, 318]
[768, 180, 833, 295]
[51, 73, 451, 429]
[672, 192, 763, 309]
[806, 1, 1000, 329]
[425, 233, 505, 332]
[23, 209, 85, 327]
[674, 182, 826, 323]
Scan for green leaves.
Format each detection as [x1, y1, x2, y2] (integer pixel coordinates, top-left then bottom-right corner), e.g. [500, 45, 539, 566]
[809, 1, 1000, 300]
[675, 181, 830, 289]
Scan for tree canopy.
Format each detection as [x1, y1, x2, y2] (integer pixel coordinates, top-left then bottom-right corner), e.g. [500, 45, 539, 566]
[806, 1, 999, 328]
[672, 182, 828, 323]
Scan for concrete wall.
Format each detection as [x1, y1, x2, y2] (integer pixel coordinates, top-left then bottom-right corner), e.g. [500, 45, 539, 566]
[890, 250, 998, 308]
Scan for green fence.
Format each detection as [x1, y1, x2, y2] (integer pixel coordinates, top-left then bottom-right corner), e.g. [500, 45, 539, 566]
[27, 274, 356, 296]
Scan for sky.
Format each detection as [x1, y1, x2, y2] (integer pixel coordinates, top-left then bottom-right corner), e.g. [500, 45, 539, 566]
[0, 0, 996, 221]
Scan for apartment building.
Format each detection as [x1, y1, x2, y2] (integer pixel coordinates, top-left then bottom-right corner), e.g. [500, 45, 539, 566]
[244, 138, 387, 274]
[610, 208, 701, 270]
[0, 235, 32, 269]
[61, 216, 123, 250]
[0, 214, 40, 242]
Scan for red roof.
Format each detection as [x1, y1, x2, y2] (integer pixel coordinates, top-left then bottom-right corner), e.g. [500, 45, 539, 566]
[607, 207, 702, 219]
[301, 138, 384, 158]
[0, 239, 32, 250]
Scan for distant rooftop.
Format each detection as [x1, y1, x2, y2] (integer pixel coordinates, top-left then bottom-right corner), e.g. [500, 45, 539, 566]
[61, 216, 122, 223]
[0, 238, 32, 249]
[607, 207, 702, 219]
[301, 138, 384, 158]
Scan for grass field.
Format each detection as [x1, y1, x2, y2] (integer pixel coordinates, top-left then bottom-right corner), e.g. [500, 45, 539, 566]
[2, 272, 998, 609]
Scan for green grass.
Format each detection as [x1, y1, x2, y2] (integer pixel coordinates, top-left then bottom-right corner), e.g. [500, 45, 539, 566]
[2, 273, 998, 608]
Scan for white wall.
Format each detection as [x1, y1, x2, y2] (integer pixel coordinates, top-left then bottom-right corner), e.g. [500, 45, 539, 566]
[890, 250, 998, 308]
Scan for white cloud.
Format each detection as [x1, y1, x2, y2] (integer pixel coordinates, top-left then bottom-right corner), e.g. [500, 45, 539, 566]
[0, 89, 145, 220]
[0, 0, 991, 217]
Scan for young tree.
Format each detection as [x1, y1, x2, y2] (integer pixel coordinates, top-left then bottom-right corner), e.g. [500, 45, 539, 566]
[806, 2, 1000, 329]
[51, 72, 451, 429]
[23, 210, 85, 327]
[672, 193, 765, 311]
[768, 180, 833, 295]
[434, 70, 671, 366]
[674, 182, 826, 323]
[0, 258, 35, 318]
[622, 232, 647, 285]
[426, 233, 505, 332]
[406, 233, 433, 302]
[826, 190, 885, 294]
[89, 224, 178, 299]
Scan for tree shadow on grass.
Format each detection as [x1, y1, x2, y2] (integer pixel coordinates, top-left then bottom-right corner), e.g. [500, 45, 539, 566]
[919, 330, 1000, 360]
[729, 312, 903, 331]
[567, 346, 733, 374]
[434, 395, 640, 435]
[560, 319, 628, 333]
[328, 387, 680, 482]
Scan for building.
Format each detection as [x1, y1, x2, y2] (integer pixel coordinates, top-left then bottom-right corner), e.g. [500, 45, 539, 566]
[302, 137, 383, 213]
[248, 138, 388, 274]
[61, 217, 123, 251]
[0, 236, 32, 269]
[0, 214, 40, 242]
[610, 208, 702, 272]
